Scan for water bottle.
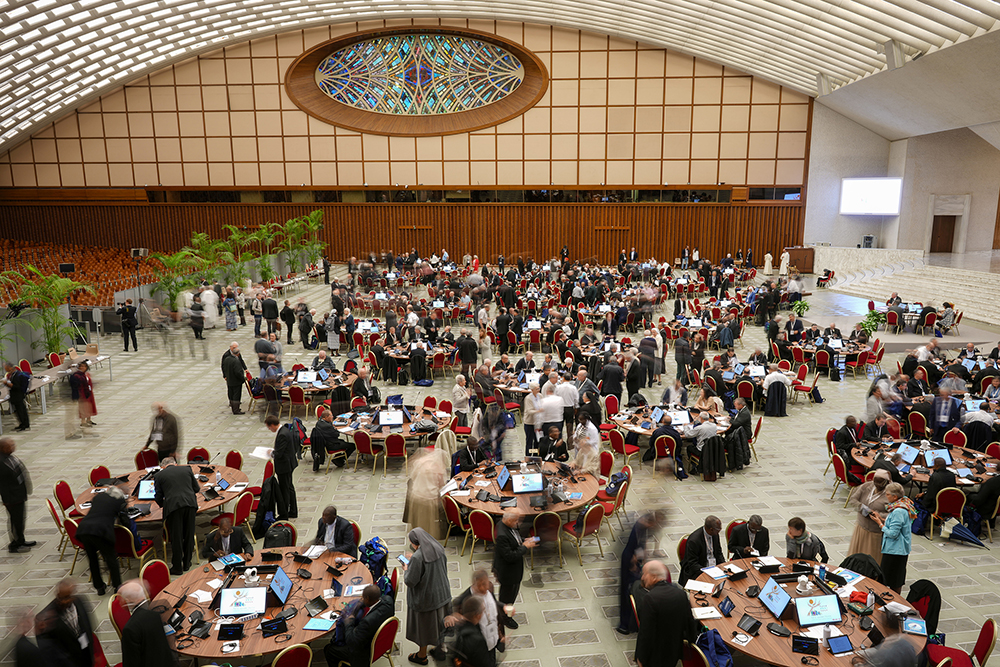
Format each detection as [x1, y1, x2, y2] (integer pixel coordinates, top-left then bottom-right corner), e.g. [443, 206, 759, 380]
[215, 471, 222, 485]
[867, 590, 875, 608]
[818, 563, 826, 582]
[822, 624, 831, 646]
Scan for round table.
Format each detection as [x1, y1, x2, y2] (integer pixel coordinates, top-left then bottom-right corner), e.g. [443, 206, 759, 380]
[73, 464, 249, 523]
[449, 460, 599, 516]
[851, 442, 997, 486]
[690, 557, 925, 667]
[154, 546, 372, 660]
[612, 407, 731, 438]
[333, 404, 451, 441]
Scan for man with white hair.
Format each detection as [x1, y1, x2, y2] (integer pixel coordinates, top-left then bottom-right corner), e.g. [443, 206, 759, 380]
[554, 373, 579, 443]
[683, 411, 718, 459]
[311, 349, 336, 372]
[120, 579, 178, 666]
[452, 374, 472, 427]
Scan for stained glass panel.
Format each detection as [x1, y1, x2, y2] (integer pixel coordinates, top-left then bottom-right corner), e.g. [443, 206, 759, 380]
[315, 34, 525, 115]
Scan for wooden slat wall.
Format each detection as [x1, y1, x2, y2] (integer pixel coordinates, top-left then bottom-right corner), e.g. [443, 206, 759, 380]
[0, 202, 803, 264]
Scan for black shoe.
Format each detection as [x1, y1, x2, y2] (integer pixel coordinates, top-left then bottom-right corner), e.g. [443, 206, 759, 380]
[232, 410, 245, 415]
[8, 546, 29, 553]
[503, 616, 519, 630]
[14, 426, 28, 431]
[615, 626, 631, 636]
[96, 587, 107, 596]
[21, 541, 36, 548]
[169, 568, 183, 576]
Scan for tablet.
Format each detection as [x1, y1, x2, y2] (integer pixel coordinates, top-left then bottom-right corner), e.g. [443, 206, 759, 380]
[827, 634, 854, 656]
[760, 578, 791, 619]
[512, 473, 543, 493]
[269, 567, 293, 604]
[924, 448, 952, 467]
[896, 443, 920, 465]
[219, 588, 267, 616]
[794, 595, 842, 627]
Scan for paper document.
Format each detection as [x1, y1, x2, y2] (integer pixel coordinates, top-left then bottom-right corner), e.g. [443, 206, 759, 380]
[344, 585, 366, 596]
[802, 626, 843, 639]
[701, 567, 727, 579]
[757, 556, 782, 567]
[684, 580, 717, 594]
[693, 607, 723, 620]
[304, 545, 326, 559]
[189, 590, 213, 604]
[250, 446, 273, 461]
[439, 479, 459, 496]
[230, 483, 247, 492]
[474, 480, 491, 487]
[723, 564, 745, 574]
[450, 490, 471, 497]
[206, 579, 223, 590]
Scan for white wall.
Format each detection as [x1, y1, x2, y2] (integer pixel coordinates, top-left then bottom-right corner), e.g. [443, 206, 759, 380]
[803, 103, 891, 247]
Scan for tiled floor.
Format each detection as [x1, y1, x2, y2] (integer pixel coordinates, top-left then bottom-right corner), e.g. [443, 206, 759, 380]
[2, 269, 999, 666]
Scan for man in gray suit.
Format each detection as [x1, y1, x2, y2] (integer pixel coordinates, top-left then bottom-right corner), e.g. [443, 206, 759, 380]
[154, 458, 199, 575]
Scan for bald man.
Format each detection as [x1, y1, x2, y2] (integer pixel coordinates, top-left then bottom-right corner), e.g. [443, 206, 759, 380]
[120, 580, 178, 667]
[635, 561, 696, 667]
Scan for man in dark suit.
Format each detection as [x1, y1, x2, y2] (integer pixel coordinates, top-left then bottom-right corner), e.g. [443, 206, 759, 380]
[2, 362, 31, 432]
[459, 438, 488, 471]
[310, 409, 355, 472]
[261, 295, 279, 335]
[352, 367, 374, 404]
[116, 298, 139, 351]
[727, 398, 753, 441]
[918, 457, 958, 511]
[872, 452, 913, 486]
[457, 328, 479, 378]
[314, 505, 357, 557]
[42, 579, 95, 667]
[324, 585, 394, 667]
[679, 516, 724, 585]
[931, 389, 961, 439]
[493, 510, 535, 630]
[635, 560, 696, 667]
[267, 415, 298, 520]
[974, 360, 1000, 392]
[598, 358, 624, 399]
[917, 304, 936, 329]
[863, 413, 889, 442]
[143, 403, 180, 463]
[624, 352, 642, 399]
[823, 323, 843, 339]
[222, 344, 246, 415]
[642, 414, 683, 462]
[154, 458, 198, 575]
[727, 515, 770, 559]
[0, 437, 35, 553]
[969, 475, 1000, 521]
[514, 351, 536, 374]
[202, 517, 253, 560]
[119, 580, 178, 667]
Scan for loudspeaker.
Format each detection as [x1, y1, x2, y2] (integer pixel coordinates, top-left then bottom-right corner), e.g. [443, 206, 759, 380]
[130, 248, 149, 258]
[58, 263, 75, 273]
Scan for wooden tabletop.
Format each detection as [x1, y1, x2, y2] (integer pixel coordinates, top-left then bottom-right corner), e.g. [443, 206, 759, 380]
[73, 465, 249, 523]
[691, 557, 925, 667]
[333, 405, 451, 441]
[449, 460, 599, 516]
[613, 408, 730, 438]
[280, 370, 357, 394]
[851, 443, 997, 486]
[154, 547, 372, 660]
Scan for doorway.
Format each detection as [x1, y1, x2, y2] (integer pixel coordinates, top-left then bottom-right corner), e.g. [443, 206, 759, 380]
[930, 215, 956, 253]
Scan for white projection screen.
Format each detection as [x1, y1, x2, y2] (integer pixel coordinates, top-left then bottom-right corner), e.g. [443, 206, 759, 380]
[839, 178, 903, 215]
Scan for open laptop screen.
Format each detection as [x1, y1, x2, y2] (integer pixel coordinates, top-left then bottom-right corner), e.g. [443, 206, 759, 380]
[219, 588, 267, 616]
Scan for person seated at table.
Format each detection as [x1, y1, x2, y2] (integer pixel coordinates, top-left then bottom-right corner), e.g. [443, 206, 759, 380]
[907, 367, 931, 397]
[560, 355, 578, 378]
[804, 323, 822, 343]
[961, 402, 996, 426]
[641, 413, 682, 462]
[784, 313, 804, 343]
[423, 315, 440, 343]
[959, 342, 981, 360]
[323, 583, 394, 667]
[352, 367, 375, 404]
[459, 437, 489, 471]
[693, 387, 724, 416]
[746, 348, 768, 367]
[785, 517, 828, 562]
[763, 363, 792, 396]
[202, 517, 254, 561]
[538, 425, 568, 462]
[939, 370, 966, 395]
[823, 322, 843, 339]
[661, 377, 688, 407]
[917, 458, 957, 512]
[263, 354, 284, 386]
[313, 505, 358, 557]
[474, 364, 496, 396]
[514, 351, 535, 374]
[985, 376, 1000, 401]
[439, 325, 456, 344]
[728, 515, 770, 559]
[580, 326, 598, 346]
[886, 292, 902, 307]
[703, 360, 725, 392]
[683, 411, 718, 463]
[601, 311, 617, 338]
[863, 412, 890, 442]
[311, 349, 337, 372]
[916, 303, 936, 330]
[311, 409, 356, 471]
[720, 348, 739, 369]
[494, 355, 512, 374]
[772, 332, 793, 361]
[937, 302, 956, 333]
[871, 452, 913, 486]
[678, 515, 724, 585]
[968, 474, 1000, 527]
[973, 359, 999, 388]
[849, 323, 869, 345]
[541, 353, 558, 374]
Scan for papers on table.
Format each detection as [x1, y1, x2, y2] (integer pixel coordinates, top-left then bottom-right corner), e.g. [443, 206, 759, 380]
[474, 480, 491, 487]
[206, 578, 224, 590]
[337, 427, 353, 434]
[731, 632, 753, 647]
[802, 626, 843, 640]
[836, 584, 858, 599]
[693, 607, 723, 620]
[722, 564, 745, 575]
[323, 589, 339, 599]
[684, 580, 717, 594]
[450, 490, 471, 497]
[701, 567, 728, 580]
[304, 545, 326, 559]
[230, 483, 247, 493]
[884, 601, 910, 615]
[344, 585, 365, 596]
[189, 590, 213, 604]
[756, 556, 782, 567]
[249, 446, 273, 461]
[440, 479, 459, 496]
[435, 411, 451, 419]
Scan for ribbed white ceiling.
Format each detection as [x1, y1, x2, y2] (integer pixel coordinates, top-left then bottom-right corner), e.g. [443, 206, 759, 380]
[1, 0, 998, 155]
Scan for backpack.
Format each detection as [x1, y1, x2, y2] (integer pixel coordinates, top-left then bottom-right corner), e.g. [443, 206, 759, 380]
[287, 419, 306, 459]
[604, 472, 627, 496]
[263, 522, 293, 548]
[359, 536, 389, 579]
[250, 377, 264, 395]
[810, 387, 824, 403]
[415, 379, 434, 387]
[306, 336, 318, 350]
[396, 369, 409, 386]
[696, 629, 734, 667]
[370, 385, 381, 404]
[502, 411, 516, 429]
[375, 573, 395, 598]
[573, 502, 595, 534]
[331, 598, 363, 646]
[830, 366, 841, 381]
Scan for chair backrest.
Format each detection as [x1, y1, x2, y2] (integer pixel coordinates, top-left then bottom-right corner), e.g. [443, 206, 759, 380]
[439, 400, 453, 414]
[988, 443, 1000, 460]
[108, 593, 131, 639]
[263, 459, 274, 482]
[225, 450, 243, 470]
[533, 511, 562, 542]
[654, 435, 678, 458]
[18, 359, 30, 374]
[271, 521, 298, 545]
[469, 509, 496, 541]
[604, 394, 619, 418]
[794, 365, 808, 383]
[943, 429, 967, 448]
[371, 617, 400, 664]
[135, 448, 159, 470]
[705, 375, 717, 393]
[187, 447, 210, 463]
[114, 523, 140, 557]
[423, 396, 438, 410]
[385, 433, 406, 456]
[351, 396, 367, 409]
[736, 381, 754, 399]
[48, 352, 61, 368]
[777, 359, 791, 371]
[677, 536, 688, 561]
[682, 640, 712, 667]
[89, 465, 110, 486]
[726, 520, 746, 542]
[442, 495, 466, 529]
[288, 385, 306, 405]
[751, 417, 762, 443]
[886, 417, 901, 440]
[354, 430, 374, 454]
[934, 488, 966, 517]
[233, 491, 254, 525]
[54, 480, 75, 513]
[263, 384, 279, 402]
[815, 349, 830, 367]
[272, 643, 313, 667]
[832, 453, 848, 484]
[581, 503, 604, 536]
[46, 498, 65, 533]
[349, 519, 362, 546]
[140, 559, 171, 599]
[973, 618, 997, 667]
[608, 429, 625, 454]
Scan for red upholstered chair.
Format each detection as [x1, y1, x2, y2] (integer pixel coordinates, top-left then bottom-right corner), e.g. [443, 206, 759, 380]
[597, 450, 614, 484]
[495, 389, 521, 421]
[747, 417, 762, 463]
[423, 396, 438, 410]
[885, 310, 902, 334]
[736, 381, 756, 414]
[917, 312, 936, 336]
[383, 433, 407, 476]
[943, 429, 967, 448]
[908, 411, 930, 440]
[442, 495, 471, 553]
[89, 465, 110, 486]
[791, 372, 818, 404]
[987, 443, 1000, 460]
[370, 617, 400, 667]
[930, 488, 967, 537]
[135, 448, 159, 470]
[791, 364, 808, 387]
[53, 480, 82, 519]
[63, 518, 85, 574]
[595, 480, 629, 539]
[47, 499, 68, 557]
[186, 447, 210, 463]
[926, 619, 996, 667]
[438, 400, 453, 415]
[677, 536, 688, 561]
[448, 415, 471, 437]
[530, 511, 564, 569]
[225, 450, 243, 470]
[725, 520, 746, 545]
[272, 643, 313, 667]
[353, 430, 383, 474]
[140, 559, 171, 600]
[211, 492, 256, 542]
[467, 509, 496, 563]
[830, 454, 860, 508]
[561, 503, 605, 565]
[114, 523, 156, 572]
[683, 640, 712, 667]
[351, 396, 368, 410]
[886, 417, 901, 440]
[608, 429, 639, 467]
[248, 460, 273, 512]
[287, 385, 308, 418]
[108, 593, 131, 639]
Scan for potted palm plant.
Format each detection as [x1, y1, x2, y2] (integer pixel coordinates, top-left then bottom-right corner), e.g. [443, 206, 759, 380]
[14, 266, 94, 356]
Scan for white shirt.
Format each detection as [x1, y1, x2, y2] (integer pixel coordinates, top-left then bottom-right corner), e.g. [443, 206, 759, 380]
[684, 421, 718, 450]
[406, 312, 419, 328]
[916, 346, 933, 362]
[763, 370, 791, 393]
[554, 382, 578, 409]
[705, 531, 718, 568]
[475, 589, 499, 649]
[962, 409, 995, 426]
[538, 394, 564, 424]
[452, 383, 470, 414]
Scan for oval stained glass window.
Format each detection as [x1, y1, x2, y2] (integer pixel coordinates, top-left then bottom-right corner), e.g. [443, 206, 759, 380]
[314, 34, 525, 116]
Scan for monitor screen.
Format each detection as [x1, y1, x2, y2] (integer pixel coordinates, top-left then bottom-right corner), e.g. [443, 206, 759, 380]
[689, 318, 703, 328]
[649, 407, 663, 424]
[828, 339, 843, 349]
[496, 466, 511, 490]
[760, 578, 791, 619]
[297, 370, 317, 383]
[966, 400, 980, 412]
[962, 359, 976, 372]
[219, 588, 268, 616]
[357, 322, 372, 333]
[924, 448, 952, 467]
[897, 443, 920, 465]
[512, 473, 543, 493]
[748, 365, 766, 378]
[375, 292, 388, 300]
[527, 320, 542, 330]
[734, 363, 745, 375]
[379, 411, 404, 426]
[839, 178, 903, 216]
[433, 300, 445, 308]
[722, 371, 735, 381]
[795, 595, 843, 627]
[137, 480, 156, 500]
[269, 567, 293, 604]
[668, 410, 691, 425]
[598, 305, 612, 312]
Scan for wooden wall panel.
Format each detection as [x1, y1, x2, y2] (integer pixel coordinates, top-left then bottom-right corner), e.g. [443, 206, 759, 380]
[0, 202, 802, 266]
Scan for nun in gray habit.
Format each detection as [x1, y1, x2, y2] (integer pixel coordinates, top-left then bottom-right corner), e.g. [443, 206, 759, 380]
[403, 527, 452, 664]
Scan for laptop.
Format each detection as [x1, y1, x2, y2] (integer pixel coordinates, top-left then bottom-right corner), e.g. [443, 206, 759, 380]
[813, 337, 823, 346]
[269, 567, 293, 605]
[668, 410, 692, 425]
[297, 370, 317, 383]
[433, 300, 445, 308]
[828, 339, 844, 349]
[734, 363, 745, 375]
[305, 596, 329, 617]
[924, 448, 952, 467]
[649, 406, 663, 424]
[598, 305, 612, 312]
[897, 443, 920, 465]
[379, 411, 404, 427]
[386, 272, 397, 280]
[748, 365, 766, 378]
[511, 473, 543, 494]
[689, 318, 703, 328]
[794, 594, 843, 627]
[966, 399, 980, 412]
[219, 588, 268, 617]
[527, 320, 542, 330]
[760, 577, 791, 619]
[375, 292, 388, 300]
[136, 480, 156, 501]
[317, 368, 330, 382]
[962, 359, 976, 372]
[723, 371, 735, 381]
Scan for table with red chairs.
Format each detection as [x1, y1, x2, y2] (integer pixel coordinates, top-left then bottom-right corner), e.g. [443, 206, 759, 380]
[611, 405, 731, 439]
[332, 403, 452, 442]
[447, 459, 599, 517]
[152, 546, 375, 661]
[72, 464, 249, 523]
[688, 557, 925, 667]
[850, 442, 998, 487]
